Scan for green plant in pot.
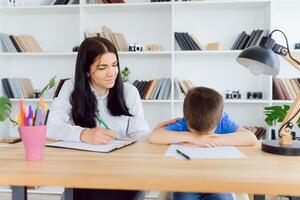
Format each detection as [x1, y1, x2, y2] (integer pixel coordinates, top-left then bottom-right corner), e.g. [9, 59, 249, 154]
[264, 105, 300, 139]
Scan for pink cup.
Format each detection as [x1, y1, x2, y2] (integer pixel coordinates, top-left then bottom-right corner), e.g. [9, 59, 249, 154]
[19, 126, 47, 161]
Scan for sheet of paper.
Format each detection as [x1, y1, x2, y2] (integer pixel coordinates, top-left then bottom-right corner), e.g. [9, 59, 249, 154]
[165, 144, 246, 159]
[47, 139, 136, 153]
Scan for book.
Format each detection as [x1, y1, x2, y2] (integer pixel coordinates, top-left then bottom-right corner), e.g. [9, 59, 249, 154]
[54, 78, 70, 98]
[18, 78, 34, 98]
[152, 79, 163, 100]
[1, 78, 14, 98]
[244, 30, 256, 48]
[237, 33, 250, 50]
[231, 31, 245, 50]
[145, 79, 157, 100]
[283, 78, 296, 99]
[278, 79, 291, 100]
[272, 77, 285, 100]
[47, 139, 137, 153]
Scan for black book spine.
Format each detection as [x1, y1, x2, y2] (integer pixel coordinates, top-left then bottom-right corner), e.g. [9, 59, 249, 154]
[244, 30, 256, 48]
[181, 32, 193, 50]
[174, 32, 186, 50]
[185, 33, 200, 50]
[231, 31, 245, 50]
[178, 32, 190, 50]
[1, 78, 14, 98]
[9, 35, 22, 52]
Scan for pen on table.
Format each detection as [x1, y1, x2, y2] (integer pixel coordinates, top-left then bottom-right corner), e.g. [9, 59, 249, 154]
[97, 118, 121, 140]
[176, 149, 190, 160]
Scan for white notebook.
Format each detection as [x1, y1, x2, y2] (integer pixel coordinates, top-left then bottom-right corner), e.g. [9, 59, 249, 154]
[47, 139, 137, 153]
[165, 144, 246, 159]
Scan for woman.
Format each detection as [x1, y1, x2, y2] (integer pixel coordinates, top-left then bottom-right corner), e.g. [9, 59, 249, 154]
[47, 37, 149, 200]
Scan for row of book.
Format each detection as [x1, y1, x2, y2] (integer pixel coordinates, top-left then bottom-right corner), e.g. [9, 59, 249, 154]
[132, 78, 193, 100]
[84, 26, 128, 51]
[174, 32, 202, 51]
[0, 33, 42, 53]
[273, 77, 300, 100]
[231, 29, 268, 50]
[1, 78, 35, 99]
[40, 0, 79, 5]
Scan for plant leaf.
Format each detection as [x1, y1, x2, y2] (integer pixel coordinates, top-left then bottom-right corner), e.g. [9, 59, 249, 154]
[0, 96, 11, 122]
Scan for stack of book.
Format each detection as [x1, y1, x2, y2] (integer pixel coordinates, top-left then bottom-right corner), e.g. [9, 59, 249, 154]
[174, 78, 193, 100]
[84, 26, 128, 51]
[133, 79, 171, 100]
[88, 0, 124, 4]
[40, 0, 79, 5]
[132, 78, 193, 100]
[0, 33, 42, 53]
[174, 32, 202, 51]
[272, 77, 300, 100]
[231, 29, 268, 50]
[1, 78, 35, 98]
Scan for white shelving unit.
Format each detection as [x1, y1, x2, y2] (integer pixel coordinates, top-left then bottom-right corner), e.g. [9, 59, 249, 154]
[0, 0, 299, 198]
[0, 0, 299, 136]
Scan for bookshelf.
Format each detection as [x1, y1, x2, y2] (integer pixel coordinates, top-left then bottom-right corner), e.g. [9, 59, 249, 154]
[0, 0, 300, 138]
[0, 0, 299, 198]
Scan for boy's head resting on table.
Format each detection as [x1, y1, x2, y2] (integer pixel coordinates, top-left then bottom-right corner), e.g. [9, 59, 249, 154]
[184, 86, 223, 135]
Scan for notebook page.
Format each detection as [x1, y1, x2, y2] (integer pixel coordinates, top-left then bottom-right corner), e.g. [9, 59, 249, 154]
[165, 144, 246, 159]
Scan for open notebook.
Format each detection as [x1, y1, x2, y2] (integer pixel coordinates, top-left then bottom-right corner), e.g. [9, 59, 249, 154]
[46, 139, 137, 153]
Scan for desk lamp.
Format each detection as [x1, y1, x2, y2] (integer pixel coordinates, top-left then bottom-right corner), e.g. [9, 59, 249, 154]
[236, 29, 300, 156]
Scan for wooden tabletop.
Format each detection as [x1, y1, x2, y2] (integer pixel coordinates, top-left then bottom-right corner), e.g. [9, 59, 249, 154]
[0, 141, 299, 196]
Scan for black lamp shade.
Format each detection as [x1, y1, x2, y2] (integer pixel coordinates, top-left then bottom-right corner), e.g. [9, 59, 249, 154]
[236, 45, 280, 76]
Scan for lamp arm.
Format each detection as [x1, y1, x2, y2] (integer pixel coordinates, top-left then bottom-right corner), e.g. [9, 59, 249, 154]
[278, 54, 300, 145]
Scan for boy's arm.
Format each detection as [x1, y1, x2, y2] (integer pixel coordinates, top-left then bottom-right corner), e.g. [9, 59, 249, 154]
[213, 128, 258, 146]
[148, 128, 191, 144]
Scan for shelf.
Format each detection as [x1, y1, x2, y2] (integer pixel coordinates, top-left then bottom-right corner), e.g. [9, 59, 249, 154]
[271, 100, 294, 104]
[174, 0, 270, 11]
[119, 51, 171, 56]
[0, 52, 173, 57]
[9, 98, 53, 102]
[9, 99, 172, 104]
[0, 5, 80, 14]
[82, 2, 171, 13]
[0, 52, 77, 57]
[142, 100, 171, 103]
[174, 99, 270, 104]
[174, 50, 241, 56]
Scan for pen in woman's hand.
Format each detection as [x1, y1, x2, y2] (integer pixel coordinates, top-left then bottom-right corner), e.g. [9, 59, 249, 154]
[176, 149, 190, 160]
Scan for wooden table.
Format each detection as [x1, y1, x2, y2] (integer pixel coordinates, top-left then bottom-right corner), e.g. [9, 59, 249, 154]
[0, 141, 300, 200]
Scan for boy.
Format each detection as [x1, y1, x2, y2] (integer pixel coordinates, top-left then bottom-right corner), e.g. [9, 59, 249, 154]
[148, 86, 257, 200]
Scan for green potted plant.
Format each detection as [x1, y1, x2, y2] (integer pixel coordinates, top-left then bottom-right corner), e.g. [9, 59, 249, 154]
[264, 105, 300, 127]
[264, 105, 300, 139]
[121, 67, 130, 82]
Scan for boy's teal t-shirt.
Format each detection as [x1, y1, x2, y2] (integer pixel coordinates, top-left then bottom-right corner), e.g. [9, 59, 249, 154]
[164, 112, 240, 134]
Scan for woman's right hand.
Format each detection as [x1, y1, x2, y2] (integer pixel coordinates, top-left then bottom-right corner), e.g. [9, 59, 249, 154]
[80, 127, 116, 144]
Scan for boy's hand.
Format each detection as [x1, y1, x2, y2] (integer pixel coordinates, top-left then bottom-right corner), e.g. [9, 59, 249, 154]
[187, 133, 221, 147]
[153, 117, 180, 130]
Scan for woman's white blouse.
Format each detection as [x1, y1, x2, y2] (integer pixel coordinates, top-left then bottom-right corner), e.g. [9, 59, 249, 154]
[47, 79, 150, 142]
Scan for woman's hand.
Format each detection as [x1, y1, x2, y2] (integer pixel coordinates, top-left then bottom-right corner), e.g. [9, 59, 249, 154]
[80, 127, 116, 144]
[186, 133, 221, 147]
[153, 117, 180, 130]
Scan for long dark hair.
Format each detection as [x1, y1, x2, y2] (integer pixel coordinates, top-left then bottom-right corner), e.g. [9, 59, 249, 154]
[70, 37, 132, 128]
